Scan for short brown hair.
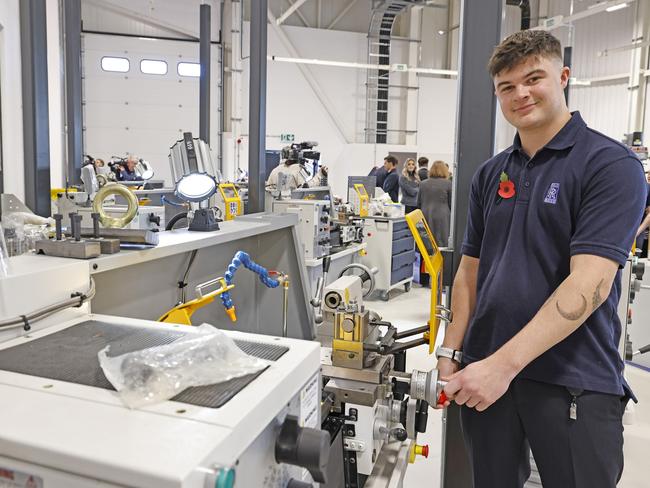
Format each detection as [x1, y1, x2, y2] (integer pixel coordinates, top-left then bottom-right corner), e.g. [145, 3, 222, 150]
[417, 157, 429, 167]
[488, 30, 563, 78]
[384, 155, 398, 166]
[429, 160, 449, 179]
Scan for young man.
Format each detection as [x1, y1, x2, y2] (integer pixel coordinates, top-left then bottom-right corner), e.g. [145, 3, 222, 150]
[417, 156, 429, 181]
[382, 155, 399, 202]
[437, 30, 646, 488]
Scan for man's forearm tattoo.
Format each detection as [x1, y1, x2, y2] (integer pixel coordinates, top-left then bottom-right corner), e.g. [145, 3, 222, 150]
[556, 295, 588, 321]
[592, 278, 605, 311]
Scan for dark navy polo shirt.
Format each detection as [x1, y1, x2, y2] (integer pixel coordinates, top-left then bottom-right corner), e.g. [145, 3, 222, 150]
[461, 112, 646, 396]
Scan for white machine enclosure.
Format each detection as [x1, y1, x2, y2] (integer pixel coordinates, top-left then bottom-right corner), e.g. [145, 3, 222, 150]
[0, 314, 321, 488]
[0, 255, 90, 336]
[273, 199, 331, 260]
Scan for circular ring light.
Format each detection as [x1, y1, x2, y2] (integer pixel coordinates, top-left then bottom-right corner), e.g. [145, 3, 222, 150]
[175, 173, 218, 202]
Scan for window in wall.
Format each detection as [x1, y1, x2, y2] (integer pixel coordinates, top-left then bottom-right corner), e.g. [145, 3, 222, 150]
[101, 56, 130, 73]
[140, 59, 168, 75]
[177, 62, 200, 77]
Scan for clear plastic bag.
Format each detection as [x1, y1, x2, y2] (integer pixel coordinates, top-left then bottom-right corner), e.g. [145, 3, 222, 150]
[98, 324, 269, 408]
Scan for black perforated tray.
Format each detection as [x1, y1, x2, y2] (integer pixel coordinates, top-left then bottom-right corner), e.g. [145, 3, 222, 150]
[0, 320, 288, 408]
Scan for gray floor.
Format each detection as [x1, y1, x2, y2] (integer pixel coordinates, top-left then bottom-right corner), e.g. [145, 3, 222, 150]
[366, 284, 650, 487]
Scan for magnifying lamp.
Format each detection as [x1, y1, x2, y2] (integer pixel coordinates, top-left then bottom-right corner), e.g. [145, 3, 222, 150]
[169, 132, 220, 231]
[135, 159, 155, 180]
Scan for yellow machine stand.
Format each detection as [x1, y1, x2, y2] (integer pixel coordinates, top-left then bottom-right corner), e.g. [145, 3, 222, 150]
[218, 183, 243, 221]
[404, 209, 448, 354]
[351, 183, 369, 217]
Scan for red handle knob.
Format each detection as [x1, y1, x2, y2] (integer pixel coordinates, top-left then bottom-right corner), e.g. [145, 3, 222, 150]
[438, 391, 448, 406]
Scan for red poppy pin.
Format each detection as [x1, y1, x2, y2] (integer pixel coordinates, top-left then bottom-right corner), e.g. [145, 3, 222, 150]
[498, 171, 516, 199]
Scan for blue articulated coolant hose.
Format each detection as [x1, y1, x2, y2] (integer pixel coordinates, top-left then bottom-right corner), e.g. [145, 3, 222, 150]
[220, 251, 280, 321]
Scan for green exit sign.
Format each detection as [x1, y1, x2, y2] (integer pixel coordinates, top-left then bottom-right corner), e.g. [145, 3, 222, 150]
[281, 133, 295, 143]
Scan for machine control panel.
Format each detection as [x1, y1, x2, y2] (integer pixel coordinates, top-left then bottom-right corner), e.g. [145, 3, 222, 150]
[273, 200, 331, 259]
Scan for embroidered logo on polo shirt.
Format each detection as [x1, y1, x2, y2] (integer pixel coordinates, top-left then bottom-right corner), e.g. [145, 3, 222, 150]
[544, 183, 560, 204]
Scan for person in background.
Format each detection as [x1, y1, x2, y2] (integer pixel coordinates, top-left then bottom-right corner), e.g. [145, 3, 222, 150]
[369, 160, 388, 188]
[399, 158, 420, 213]
[382, 155, 399, 202]
[418, 156, 430, 181]
[417, 160, 451, 247]
[118, 155, 141, 182]
[635, 172, 650, 257]
[265, 148, 328, 192]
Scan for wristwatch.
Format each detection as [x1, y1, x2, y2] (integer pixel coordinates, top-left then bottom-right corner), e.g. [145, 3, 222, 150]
[435, 346, 463, 364]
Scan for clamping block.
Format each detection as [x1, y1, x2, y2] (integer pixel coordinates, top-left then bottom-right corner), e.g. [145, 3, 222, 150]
[35, 239, 101, 259]
[86, 238, 121, 254]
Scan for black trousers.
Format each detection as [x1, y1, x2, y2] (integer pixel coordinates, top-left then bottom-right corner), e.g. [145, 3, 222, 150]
[460, 378, 627, 488]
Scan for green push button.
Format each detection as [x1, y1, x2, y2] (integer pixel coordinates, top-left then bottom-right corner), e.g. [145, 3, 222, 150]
[215, 468, 235, 488]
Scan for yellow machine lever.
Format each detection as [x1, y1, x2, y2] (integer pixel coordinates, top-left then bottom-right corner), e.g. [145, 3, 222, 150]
[158, 278, 234, 326]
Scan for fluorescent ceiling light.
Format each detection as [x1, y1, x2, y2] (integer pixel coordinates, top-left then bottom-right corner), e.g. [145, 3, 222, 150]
[176, 173, 217, 202]
[606, 2, 628, 12]
[569, 77, 591, 86]
[269, 55, 458, 77]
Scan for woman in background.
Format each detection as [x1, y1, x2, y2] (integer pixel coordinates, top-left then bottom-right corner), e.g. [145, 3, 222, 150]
[399, 158, 420, 213]
[417, 160, 452, 247]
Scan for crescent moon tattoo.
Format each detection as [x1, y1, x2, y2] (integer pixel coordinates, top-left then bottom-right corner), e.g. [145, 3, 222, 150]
[556, 294, 588, 321]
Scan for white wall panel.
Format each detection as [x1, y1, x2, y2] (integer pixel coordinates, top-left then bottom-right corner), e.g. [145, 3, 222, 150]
[569, 83, 629, 140]
[570, 5, 633, 78]
[420, 5, 451, 70]
[81, 0, 221, 40]
[83, 33, 221, 186]
[416, 76, 456, 158]
[0, 0, 24, 200]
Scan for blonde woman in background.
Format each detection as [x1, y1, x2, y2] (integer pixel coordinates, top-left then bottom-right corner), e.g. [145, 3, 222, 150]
[399, 158, 420, 213]
[416, 160, 452, 247]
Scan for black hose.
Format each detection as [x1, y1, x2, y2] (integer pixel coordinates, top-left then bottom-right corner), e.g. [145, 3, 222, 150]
[178, 249, 198, 304]
[165, 211, 188, 231]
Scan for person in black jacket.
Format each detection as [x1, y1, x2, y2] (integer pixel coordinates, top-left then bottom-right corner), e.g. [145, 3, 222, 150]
[368, 164, 388, 188]
[382, 155, 399, 202]
[418, 156, 429, 182]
